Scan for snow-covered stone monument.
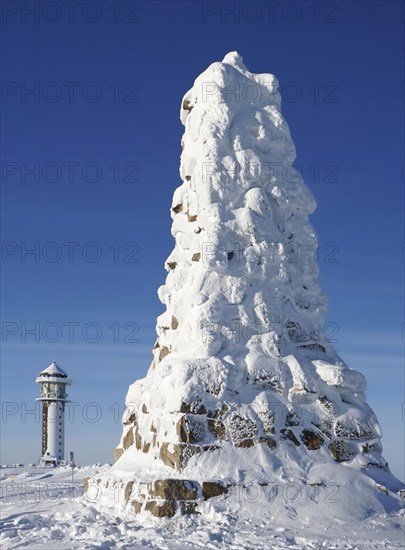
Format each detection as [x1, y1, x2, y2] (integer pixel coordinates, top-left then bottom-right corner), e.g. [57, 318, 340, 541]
[88, 53, 402, 517]
[36, 361, 71, 466]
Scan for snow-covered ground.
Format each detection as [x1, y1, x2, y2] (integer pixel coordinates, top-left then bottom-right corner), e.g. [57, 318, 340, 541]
[1, 465, 403, 549]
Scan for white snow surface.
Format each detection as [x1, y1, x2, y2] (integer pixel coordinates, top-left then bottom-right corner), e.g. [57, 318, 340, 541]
[1, 465, 404, 549]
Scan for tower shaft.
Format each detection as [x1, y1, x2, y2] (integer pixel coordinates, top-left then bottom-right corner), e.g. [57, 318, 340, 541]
[35, 362, 71, 466]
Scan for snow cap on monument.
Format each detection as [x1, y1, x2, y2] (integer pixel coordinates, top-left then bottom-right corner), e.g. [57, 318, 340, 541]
[222, 51, 247, 68]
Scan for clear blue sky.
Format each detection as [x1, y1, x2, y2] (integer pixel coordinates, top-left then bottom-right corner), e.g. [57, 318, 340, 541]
[1, 1, 403, 480]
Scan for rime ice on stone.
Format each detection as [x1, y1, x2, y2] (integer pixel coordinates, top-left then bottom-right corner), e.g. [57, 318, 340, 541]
[87, 53, 401, 517]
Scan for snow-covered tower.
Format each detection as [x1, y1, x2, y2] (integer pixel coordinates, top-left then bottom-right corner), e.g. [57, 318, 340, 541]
[36, 361, 71, 466]
[87, 52, 403, 517]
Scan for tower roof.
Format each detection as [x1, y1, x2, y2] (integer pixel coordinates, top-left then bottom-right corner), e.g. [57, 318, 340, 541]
[39, 361, 68, 378]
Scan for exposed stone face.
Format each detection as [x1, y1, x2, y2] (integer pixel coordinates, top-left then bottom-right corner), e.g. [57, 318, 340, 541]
[182, 98, 193, 112]
[280, 429, 301, 446]
[151, 479, 198, 500]
[124, 481, 134, 503]
[132, 501, 142, 514]
[180, 401, 206, 415]
[207, 404, 228, 419]
[176, 415, 205, 443]
[150, 422, 157, 433]
[160, 443, 179, 469]
[97, 478, 232, 517]
[171, 316, 179, 330]
[134, 425, 142, 450]
[159, 442, 201, 470]
[191, 252, 201, 261]
[286, 410, 300, 427]
[203, 444, 220, 451]
[172, 203, 183, 213]
[124, 413, 136, 425]
[328, 440, 356, 462]
[217, 403, 229, 416]
[236, 438, 254, 448]
[258, 436, 277, 450]
[300, 430, 324, 450]
[207, 383, 223, 396]
[202, 481, 230, 500]
[114, 448, 124, 462]
[123, 427, 134, 449]
[145, 500, 176, 518]
[207, 419, 226, 440]
[188, 214, 197, 222]
[365, 461, 387, 470]
[300, 343, 326, 353]
[121, 479, 232, 513]
[128, 478, 226, 517]
[159, 346, 171, 362]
